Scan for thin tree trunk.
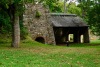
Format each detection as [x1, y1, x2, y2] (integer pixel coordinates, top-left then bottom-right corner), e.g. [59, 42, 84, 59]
[8, 4, 20, 48]
[64, 0, 67, 13]
[12, 14, 20, 48]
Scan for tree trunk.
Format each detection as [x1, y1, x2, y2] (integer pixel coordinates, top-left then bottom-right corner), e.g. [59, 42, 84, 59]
[64, 0, 66, 13]
[11, 14, 20, 48]
[7, 4, 20, 48]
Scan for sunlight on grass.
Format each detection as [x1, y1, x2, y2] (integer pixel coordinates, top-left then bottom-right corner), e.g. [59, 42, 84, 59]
[90, 40, 100, 43]
[0, 39, 100, 67]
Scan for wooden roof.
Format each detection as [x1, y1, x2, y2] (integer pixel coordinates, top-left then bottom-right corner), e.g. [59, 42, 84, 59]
[49, 13, 88, 27]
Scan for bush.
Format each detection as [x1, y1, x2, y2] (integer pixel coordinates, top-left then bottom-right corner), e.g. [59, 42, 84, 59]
[35, 10, 41, 18]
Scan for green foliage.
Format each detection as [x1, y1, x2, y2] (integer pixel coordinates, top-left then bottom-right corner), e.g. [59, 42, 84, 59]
[0, 9, 11, 34]
[67, 3, 82, 16]
[77, 0, 100, 35]
[48, 2, 62, 12]
[0, 0, 35, 39]
[35, 10, 41, 18]
[88, 3, 100, 35]
[20, 20, 28, 39]
[40, 0, 62, 12]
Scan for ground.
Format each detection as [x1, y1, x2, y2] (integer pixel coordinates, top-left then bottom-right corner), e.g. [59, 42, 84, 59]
[0, 38, 100, 67]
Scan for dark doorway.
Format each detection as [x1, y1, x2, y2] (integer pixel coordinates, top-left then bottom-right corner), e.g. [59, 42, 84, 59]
[35, 37, 45, 43]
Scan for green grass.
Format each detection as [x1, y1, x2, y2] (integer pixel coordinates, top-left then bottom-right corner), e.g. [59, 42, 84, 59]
[0, 39, 100, 67]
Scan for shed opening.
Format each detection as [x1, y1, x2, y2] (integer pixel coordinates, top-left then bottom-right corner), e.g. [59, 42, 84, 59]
[69, 34, 74, 42]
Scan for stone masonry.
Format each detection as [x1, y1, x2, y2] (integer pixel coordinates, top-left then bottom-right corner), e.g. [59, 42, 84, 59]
[23, 3, 56, 45]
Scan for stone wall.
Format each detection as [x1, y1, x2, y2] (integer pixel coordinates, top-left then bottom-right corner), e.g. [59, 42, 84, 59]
[23, 3, 56, 45]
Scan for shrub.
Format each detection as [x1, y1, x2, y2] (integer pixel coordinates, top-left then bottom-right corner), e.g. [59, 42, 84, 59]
[35, 10, 41, 18]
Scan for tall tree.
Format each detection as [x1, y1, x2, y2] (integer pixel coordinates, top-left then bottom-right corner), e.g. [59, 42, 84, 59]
[77, 0, 91, 18]
[0, 0, 34, 47]
[77, 0, 100, 35]
[67, 2, 82, 16]
[88, 0, 100, 35]
[40, 0, 62, 12]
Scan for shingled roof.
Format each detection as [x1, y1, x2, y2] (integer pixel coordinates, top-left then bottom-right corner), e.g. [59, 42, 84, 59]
[49, 13, 88, 27]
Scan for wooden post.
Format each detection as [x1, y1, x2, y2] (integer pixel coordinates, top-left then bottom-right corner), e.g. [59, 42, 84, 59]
[83, 27, 90, 43]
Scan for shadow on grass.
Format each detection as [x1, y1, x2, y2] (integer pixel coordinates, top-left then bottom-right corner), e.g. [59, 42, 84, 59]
[0, 39, 100, 48]
[70, 43, 100, 47]
[57, 40, 100, 47]
[0, 40, 11, 48]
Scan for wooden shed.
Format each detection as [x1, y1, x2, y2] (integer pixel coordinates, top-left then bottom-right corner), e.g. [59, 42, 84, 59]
[50, 13, 90, 44]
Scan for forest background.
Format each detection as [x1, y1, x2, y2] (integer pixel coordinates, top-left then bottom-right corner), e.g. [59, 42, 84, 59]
[0, 0, 100, 47]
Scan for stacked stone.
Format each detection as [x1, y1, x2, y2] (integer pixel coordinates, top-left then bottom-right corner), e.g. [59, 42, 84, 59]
[23, 3, 56, 45]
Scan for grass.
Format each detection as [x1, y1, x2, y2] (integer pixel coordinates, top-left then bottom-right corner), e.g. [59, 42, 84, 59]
[0, 38, 100, 67]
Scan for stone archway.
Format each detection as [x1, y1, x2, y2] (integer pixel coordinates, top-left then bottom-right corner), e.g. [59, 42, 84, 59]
[35, 37, 45, 43]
